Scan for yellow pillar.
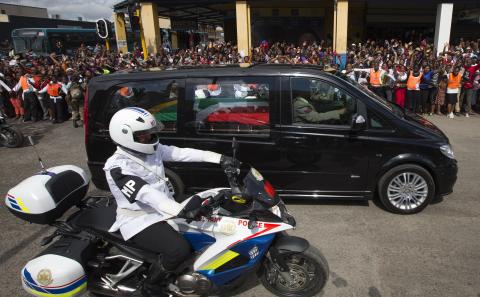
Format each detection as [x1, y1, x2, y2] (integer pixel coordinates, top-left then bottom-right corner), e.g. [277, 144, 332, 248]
[136, 7, 148, 59]
[140, 2, 162, 56]
[334, 0, 348, 55]
[333, 5, 337, 50]
[247, 4, 251, 52]
[171, 31, 178, 49]
[236, 1, 251, 60]
[113, 12, 128, 53]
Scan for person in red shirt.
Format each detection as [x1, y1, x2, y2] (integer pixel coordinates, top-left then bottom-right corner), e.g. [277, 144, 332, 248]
[461, 58, 480, 117]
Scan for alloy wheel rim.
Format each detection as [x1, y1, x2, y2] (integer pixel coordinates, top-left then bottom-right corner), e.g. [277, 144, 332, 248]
[387, 172, 428, 210]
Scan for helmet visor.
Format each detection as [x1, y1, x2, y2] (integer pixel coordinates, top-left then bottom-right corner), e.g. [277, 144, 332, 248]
[133, 125, 163, 144]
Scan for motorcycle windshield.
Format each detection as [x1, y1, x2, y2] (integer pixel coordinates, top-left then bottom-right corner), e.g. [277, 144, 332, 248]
[243, 167, 280, 208]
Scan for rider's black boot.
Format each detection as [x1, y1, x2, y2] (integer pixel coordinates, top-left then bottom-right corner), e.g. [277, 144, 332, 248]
[142, 256, 171, 297]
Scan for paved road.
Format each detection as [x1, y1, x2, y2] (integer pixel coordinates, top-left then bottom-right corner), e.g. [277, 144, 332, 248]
[1, 115, 479, 297]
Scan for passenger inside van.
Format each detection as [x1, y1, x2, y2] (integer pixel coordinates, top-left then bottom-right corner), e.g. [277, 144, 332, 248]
[169, 82, 178, 99]
[292, 78, 346, 124]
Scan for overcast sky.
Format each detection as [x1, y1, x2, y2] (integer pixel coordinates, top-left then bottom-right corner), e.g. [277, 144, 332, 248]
[3, 0, 118, 21]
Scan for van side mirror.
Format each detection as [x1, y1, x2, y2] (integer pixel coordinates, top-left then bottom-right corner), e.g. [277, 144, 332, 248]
[351, 114, 366, 131]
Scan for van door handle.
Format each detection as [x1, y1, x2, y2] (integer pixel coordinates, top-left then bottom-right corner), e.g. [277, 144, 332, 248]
[283, 136, 308, 140]
[282, 136, 308, 144]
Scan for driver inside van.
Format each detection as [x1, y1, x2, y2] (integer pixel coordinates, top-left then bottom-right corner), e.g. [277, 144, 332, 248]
[293, 79, 346, 123]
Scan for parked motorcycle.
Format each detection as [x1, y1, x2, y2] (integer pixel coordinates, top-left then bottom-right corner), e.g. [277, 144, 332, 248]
[0, 111, 24, 147]
[5, 145, 329, 297]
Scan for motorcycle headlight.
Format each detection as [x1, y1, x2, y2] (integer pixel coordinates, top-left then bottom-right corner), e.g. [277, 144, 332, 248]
[270, 205, 281, 217]
[440, 144, 455, 159]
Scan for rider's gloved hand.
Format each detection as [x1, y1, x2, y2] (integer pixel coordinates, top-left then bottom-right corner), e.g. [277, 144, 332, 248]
[220, 155, 239, 169]
[178, 195, 203, 221]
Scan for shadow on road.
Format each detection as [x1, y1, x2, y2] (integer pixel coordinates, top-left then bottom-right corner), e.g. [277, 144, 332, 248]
[5, 118, 61, 147]
[0, 224, 50, 266]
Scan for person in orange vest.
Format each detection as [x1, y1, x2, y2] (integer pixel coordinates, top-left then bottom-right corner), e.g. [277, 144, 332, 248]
[354, 62, 386, 98]
[12, 70, 39, 122]
[406, 67, 423, 112]
[446, 66, 463, 119]
[38, 76, 68, 123]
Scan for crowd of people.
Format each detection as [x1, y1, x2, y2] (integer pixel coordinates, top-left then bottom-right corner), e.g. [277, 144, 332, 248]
[1, 37, 479, 126]
[253, 39, 480, 118]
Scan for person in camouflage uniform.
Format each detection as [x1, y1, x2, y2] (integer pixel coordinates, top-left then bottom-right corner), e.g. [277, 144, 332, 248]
[293, 79, 346, 123]
[67, 75, 85, 128]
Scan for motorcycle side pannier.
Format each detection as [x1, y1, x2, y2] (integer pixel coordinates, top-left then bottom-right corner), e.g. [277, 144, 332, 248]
[5, 165, 89, 224]
[22, 236, 93, 297]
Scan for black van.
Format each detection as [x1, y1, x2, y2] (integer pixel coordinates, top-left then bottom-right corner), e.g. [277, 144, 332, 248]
[85, 65, 457, 214]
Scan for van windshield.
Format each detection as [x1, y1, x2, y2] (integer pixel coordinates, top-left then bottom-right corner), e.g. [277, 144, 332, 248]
[333, 71, 404, 117]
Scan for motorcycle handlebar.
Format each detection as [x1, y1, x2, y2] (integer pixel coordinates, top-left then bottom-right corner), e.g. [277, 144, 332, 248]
[224, 163, 242, 195]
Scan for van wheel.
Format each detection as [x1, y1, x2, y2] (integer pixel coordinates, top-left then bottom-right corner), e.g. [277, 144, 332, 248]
[378, 164, 435, 214]
[165, 168, 185, 203]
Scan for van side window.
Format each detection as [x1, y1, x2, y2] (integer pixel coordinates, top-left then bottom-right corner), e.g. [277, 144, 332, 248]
[291, 78, 356, 126]
[106, 79, 181, 132]
[189, 77, 273, 135]
[368, 111, 391, 129]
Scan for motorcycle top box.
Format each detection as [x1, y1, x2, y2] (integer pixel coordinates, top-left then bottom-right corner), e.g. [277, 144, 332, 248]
[5, 165, 89, 224]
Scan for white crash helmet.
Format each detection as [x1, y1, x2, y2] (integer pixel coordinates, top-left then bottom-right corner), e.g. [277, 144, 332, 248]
[109, 107, 164, 154]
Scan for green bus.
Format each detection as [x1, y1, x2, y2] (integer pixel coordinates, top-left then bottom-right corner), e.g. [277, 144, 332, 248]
[12, 28, 100, 56]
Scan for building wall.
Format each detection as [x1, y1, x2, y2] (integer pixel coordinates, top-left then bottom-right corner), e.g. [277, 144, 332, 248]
[0, 3, 48, 18]
[249, 4, 329, 45]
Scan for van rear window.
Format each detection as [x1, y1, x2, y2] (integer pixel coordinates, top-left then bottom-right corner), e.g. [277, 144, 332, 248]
[191, 77, 273, 135]
[105, 79, 182, 132]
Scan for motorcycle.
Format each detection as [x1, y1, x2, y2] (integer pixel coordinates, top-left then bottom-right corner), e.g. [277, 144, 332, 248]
[5, 141, 329, 297]
[0, 111, 24, 147]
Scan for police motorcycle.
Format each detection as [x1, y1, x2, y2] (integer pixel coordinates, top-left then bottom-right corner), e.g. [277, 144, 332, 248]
[5, 139, 329, 297]
[0, 110, 24, 147]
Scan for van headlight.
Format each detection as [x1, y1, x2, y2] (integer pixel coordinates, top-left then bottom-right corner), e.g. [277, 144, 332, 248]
[440, 144, 455, 159]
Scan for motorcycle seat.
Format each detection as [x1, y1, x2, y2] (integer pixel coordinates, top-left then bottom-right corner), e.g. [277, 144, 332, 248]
[71, 204, 157, 263]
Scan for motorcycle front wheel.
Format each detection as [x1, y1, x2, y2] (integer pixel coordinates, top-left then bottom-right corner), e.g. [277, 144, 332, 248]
[0, 126, 24, 148]
[260, 245, 329, 297]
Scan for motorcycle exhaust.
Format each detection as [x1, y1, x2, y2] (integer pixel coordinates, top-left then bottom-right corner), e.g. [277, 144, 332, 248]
[88, 280, 139, 297]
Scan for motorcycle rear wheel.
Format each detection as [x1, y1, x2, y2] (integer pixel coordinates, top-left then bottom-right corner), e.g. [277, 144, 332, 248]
[0, 126, 24, 148]
[260, 245, 329, 297]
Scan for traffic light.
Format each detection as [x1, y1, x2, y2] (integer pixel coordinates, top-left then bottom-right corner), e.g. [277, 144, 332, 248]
[96, 19, 110, 39]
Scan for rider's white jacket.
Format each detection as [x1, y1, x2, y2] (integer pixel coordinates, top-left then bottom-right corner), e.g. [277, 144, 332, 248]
[104, 145, 222, 240]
